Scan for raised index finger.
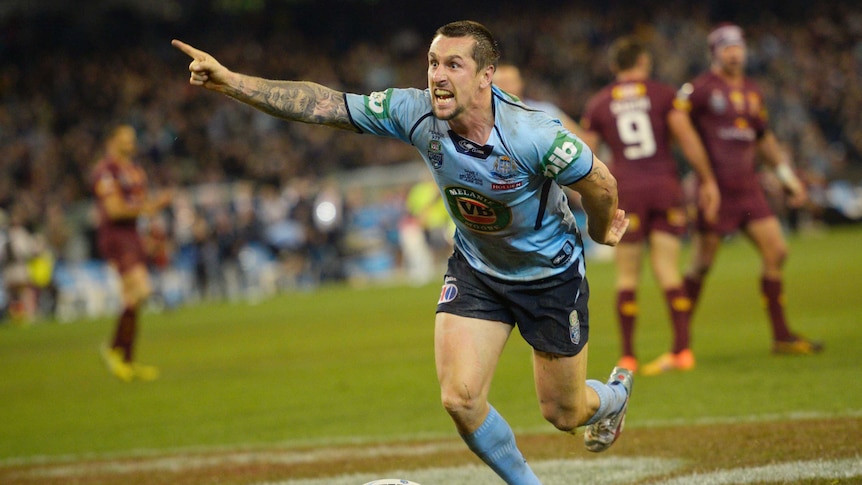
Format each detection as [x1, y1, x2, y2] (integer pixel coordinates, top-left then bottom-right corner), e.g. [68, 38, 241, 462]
[171, 39, 207, 61]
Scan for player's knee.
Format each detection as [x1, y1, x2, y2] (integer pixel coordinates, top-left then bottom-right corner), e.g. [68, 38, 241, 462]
[687, 263, 711, 280]
[440, 387, 483, 422]
[539, 402, 584, 432]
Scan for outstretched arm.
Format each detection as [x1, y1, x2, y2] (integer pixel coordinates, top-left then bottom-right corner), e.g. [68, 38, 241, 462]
[567, 155, 629, 246]
[171, 39, 358, 132]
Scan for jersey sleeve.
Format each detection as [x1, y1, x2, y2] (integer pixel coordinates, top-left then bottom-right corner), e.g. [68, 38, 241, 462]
[344, 88, 428, 143]
[673, 82, 695, 113]
[538, 125, 594, 187]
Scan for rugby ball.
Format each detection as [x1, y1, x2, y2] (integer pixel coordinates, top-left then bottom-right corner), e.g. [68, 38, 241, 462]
[362, 480, 421, 485]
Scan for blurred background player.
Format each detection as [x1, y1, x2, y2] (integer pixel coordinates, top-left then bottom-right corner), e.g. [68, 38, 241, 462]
[494, 63, 584, 137]
[580, 37, 720, 375]
[677, 24, 822, 355]
[493, 63, 613, 261]
[92, 124, 172, 381]
[400, 173, 454, 285]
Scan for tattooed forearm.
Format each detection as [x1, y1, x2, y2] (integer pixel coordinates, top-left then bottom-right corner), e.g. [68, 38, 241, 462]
[224, 76, 357, 132]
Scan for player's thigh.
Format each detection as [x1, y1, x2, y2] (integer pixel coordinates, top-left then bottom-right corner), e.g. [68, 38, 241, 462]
[614, 242, 643, 290]
[121, 263, 152, 304]
[648, 230, 683, 288]
[434, 312, 512, 400]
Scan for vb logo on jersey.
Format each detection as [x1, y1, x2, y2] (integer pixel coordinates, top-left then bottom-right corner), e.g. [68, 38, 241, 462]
[444, 186, 511, 232]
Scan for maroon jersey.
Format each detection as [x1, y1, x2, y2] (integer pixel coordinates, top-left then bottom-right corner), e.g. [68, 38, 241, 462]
[675, 71, 767, 195]
[582, 80, 687, 242]
[91, 156, 148, 272]
[92, 156, 148, 226]
[581, 79, 679, 183]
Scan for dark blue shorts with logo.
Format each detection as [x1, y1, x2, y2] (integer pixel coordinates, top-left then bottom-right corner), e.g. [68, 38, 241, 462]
[436, 250, 590, 357]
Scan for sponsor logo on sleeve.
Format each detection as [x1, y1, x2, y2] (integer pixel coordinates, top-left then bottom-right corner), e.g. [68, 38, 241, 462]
[365, 89, 392, 119]
[542, 132, 583, 179]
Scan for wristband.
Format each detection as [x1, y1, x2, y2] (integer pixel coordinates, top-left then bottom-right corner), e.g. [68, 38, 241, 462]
[775, 164, 802, 192]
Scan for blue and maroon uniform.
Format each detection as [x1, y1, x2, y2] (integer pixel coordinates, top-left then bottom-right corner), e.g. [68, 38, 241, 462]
[582, 79, 687, 242]
[675, 71, 774, 234]
[91, 157, 148, 273]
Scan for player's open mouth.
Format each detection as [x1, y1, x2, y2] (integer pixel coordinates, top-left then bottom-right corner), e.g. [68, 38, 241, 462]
[434, 89, 454, 104]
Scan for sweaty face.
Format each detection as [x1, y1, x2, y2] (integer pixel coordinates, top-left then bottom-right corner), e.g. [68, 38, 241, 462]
[427, 35, 486, 121]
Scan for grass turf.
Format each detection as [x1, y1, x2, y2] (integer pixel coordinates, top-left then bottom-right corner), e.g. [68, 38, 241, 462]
[0, 225, 859, 460]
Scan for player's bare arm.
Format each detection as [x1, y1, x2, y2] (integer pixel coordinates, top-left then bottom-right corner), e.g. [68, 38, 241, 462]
[568, 156, 628, 246]
[667, 109, 720, 222]
[171, 39, 357, 132]
[757, 130, 807, 206]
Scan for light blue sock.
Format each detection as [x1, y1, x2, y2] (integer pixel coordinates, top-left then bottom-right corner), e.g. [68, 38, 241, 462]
[585, 379, 628, 425]
[461, 405, 542, 485]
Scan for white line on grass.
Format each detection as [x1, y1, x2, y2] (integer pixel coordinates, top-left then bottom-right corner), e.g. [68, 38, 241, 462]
[651, 457, 862, 485]
[3, 409, 858, 468]
[258, 457, 687, 485]
[260, 457, 862, 485]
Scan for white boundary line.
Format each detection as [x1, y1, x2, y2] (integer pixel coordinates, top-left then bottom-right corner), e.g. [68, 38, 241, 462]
[3, 409, 858, 467]
[259, 457, 862, 485]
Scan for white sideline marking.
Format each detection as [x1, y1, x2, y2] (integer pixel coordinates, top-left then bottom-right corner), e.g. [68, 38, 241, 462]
[259, 457, 686, 485]
[651, 457, 862, 485]
[8, 442, 464, 479]
[261, 457, 862, 485]
[3, 409, 858, 468]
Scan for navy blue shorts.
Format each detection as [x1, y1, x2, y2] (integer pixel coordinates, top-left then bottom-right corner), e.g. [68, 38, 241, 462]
[436, 250, 590, 357]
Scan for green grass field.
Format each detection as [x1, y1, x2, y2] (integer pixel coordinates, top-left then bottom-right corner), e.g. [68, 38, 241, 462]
[1, 225, 860, 483]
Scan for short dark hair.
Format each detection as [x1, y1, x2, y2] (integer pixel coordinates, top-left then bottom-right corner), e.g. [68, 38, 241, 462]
[608, 37, 647, 72]
[435, 20, 501, 71]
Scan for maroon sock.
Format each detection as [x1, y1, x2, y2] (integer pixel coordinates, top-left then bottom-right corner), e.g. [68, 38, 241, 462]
[616, 290, 637, 357]
[683, 275, 703, 313]
[761, 277, 793, 342]
[665, 287, 692, 353]
[111, 307, 138, 362]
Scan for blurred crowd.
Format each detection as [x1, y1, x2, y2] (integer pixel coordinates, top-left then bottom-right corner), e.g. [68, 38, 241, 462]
[1, 1, 861, 322]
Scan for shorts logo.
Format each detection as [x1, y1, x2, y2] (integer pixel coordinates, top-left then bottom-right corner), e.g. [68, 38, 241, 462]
[438, 283, 458, 304]
[569, 310, 580, 345]
[444, 186, 511, 232]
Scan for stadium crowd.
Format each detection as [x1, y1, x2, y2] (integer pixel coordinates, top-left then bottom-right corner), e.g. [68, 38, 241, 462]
[1, 1, 861, 322]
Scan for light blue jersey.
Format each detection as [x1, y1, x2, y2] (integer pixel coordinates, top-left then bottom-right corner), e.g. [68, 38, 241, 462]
[345, 85, 594, 281]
